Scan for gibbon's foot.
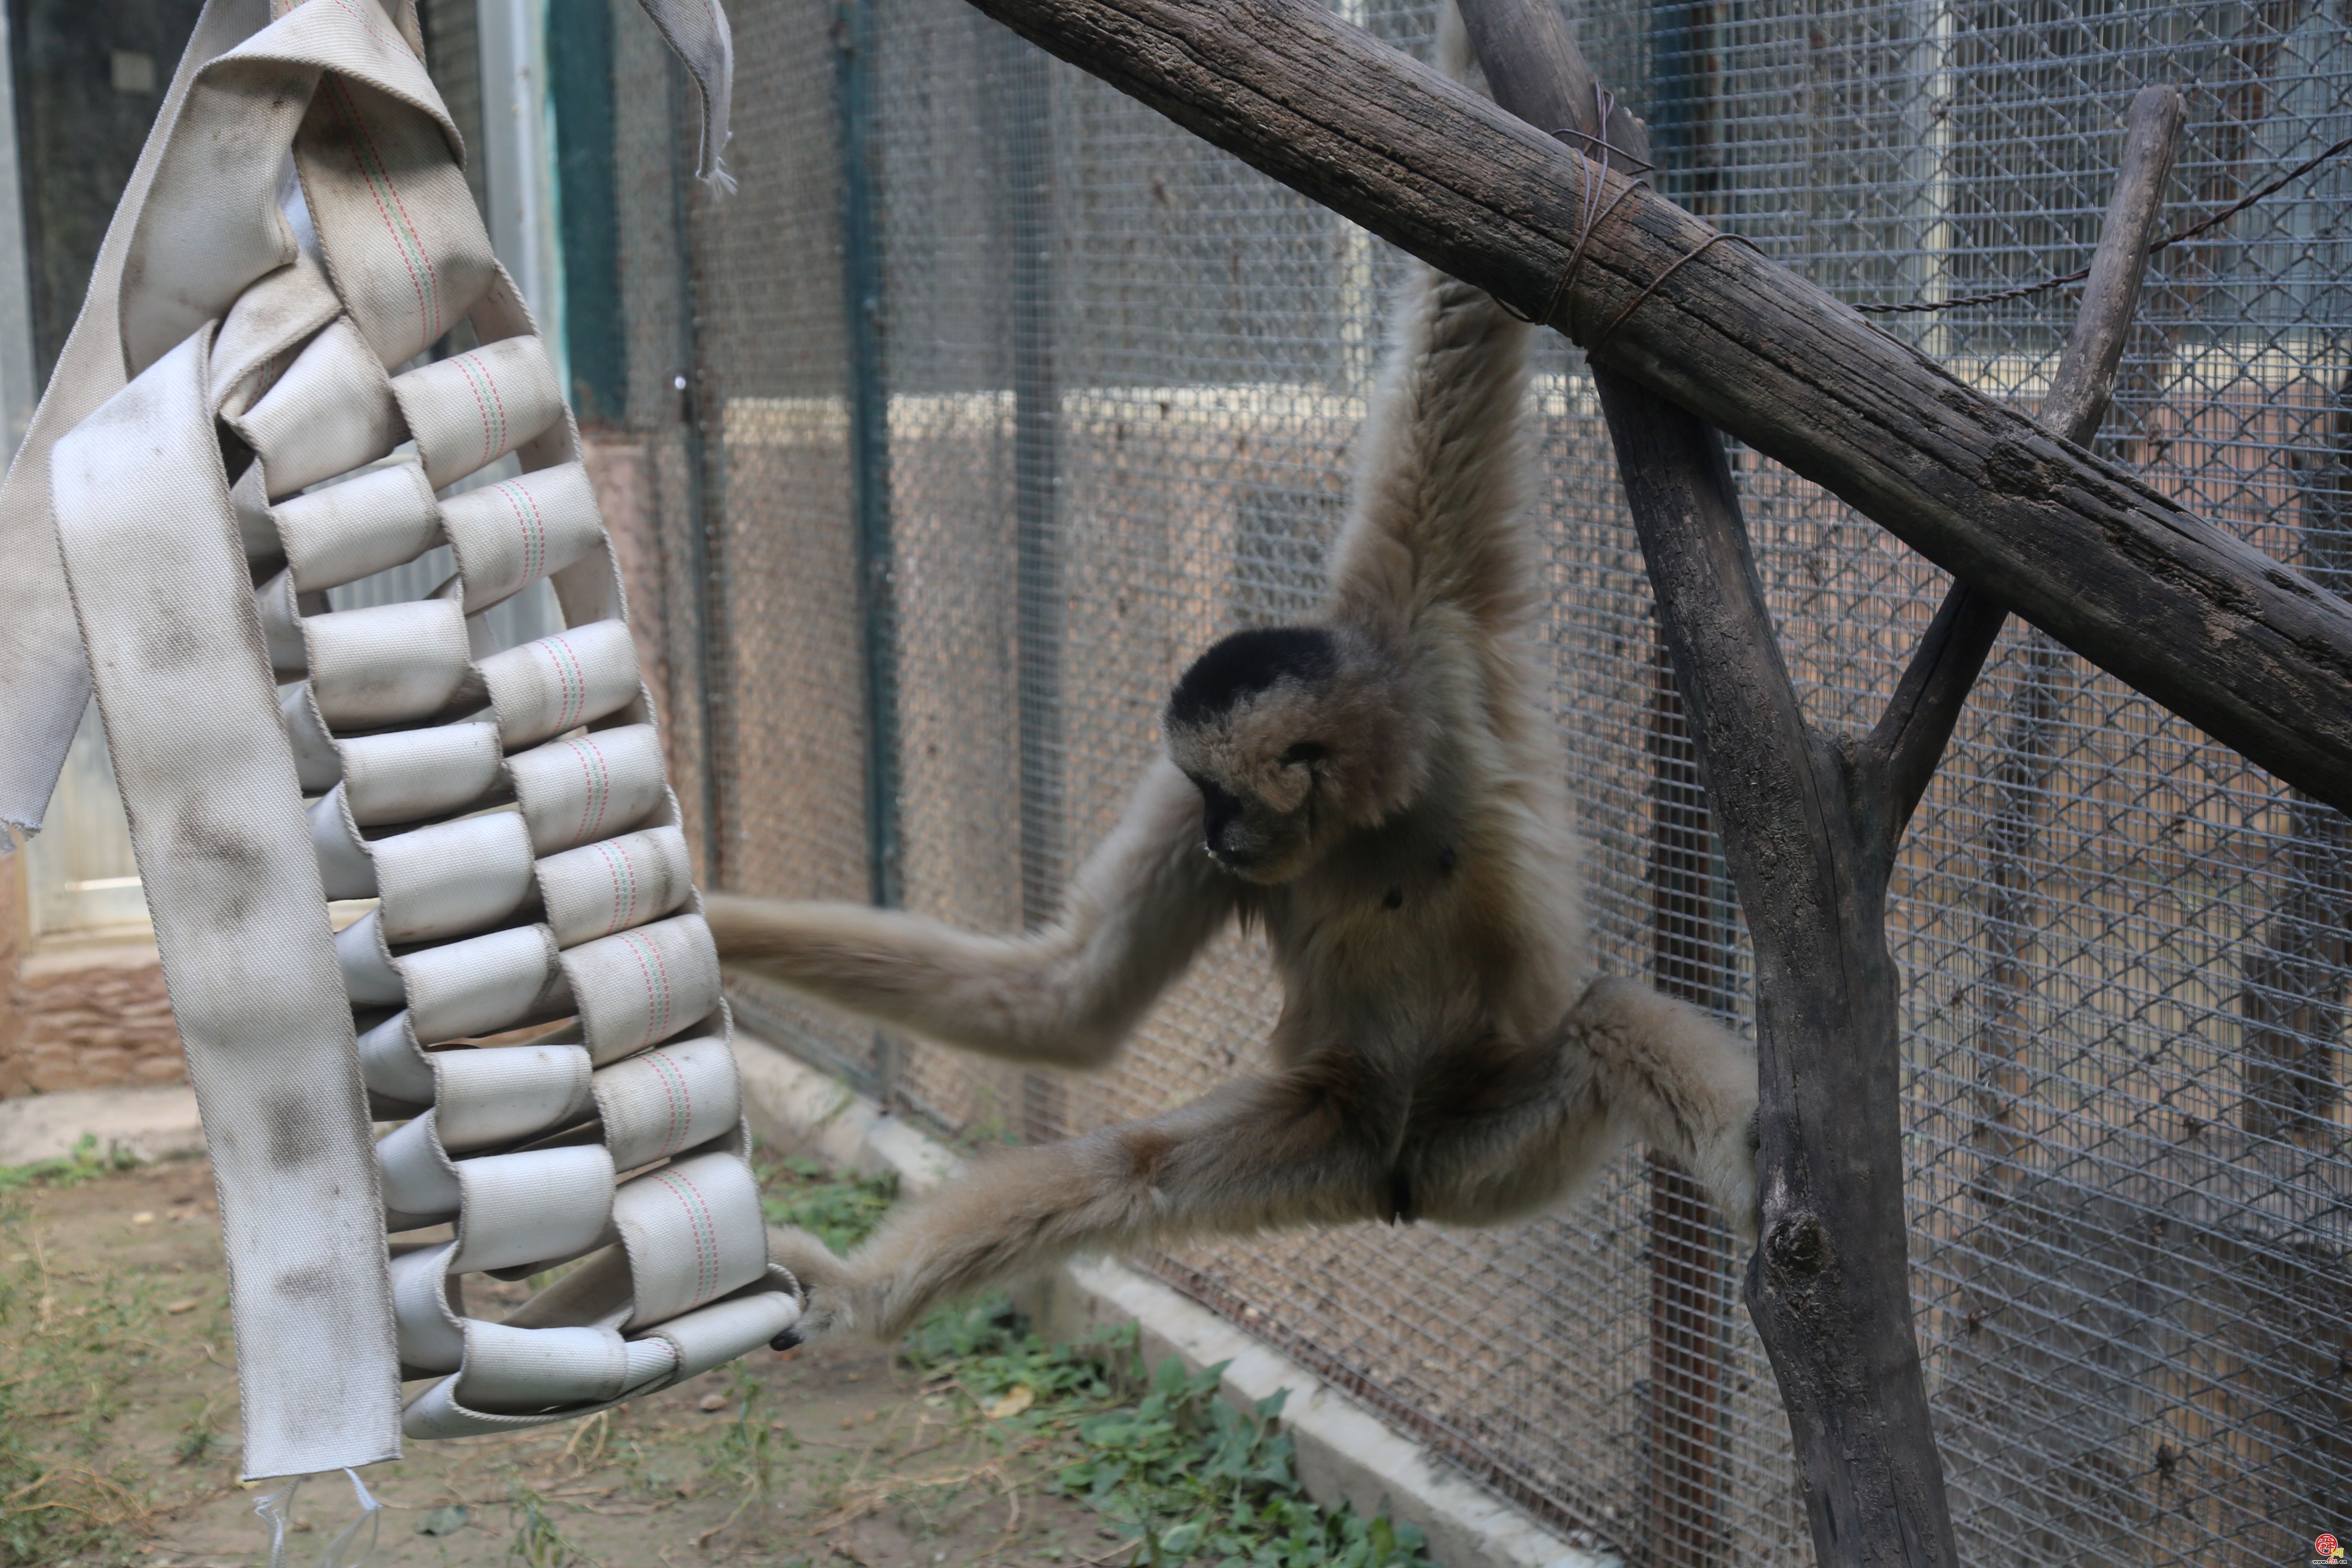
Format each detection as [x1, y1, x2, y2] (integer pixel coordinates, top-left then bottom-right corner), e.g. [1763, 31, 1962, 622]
[764, 1225, 867, 1342]
[1567, 977, 1762, 1250]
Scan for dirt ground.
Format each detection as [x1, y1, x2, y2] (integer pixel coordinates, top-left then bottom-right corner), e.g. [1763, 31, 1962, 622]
[0, 1156, 1128, 1568]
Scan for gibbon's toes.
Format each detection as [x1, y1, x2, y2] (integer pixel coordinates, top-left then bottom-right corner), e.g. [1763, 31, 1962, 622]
[765, 1224, 863, 1341]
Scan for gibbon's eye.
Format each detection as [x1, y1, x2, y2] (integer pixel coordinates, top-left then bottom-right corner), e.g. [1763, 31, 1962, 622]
[1280, 741, 1329, 766]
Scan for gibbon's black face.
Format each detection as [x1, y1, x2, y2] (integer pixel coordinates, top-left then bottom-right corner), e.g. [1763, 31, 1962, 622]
[1162, 626, 1379, 884]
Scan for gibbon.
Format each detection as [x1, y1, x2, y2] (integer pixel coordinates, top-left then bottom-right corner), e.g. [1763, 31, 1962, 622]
[710, 22, 1759, 1343]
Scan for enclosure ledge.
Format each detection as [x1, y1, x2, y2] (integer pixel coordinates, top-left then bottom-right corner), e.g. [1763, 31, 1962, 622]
[730, 1030, 1620, 1568]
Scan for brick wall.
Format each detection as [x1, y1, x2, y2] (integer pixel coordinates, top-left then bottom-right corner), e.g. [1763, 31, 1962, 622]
[5, 849, 183, 1098]
[3, 935, 184, 1097]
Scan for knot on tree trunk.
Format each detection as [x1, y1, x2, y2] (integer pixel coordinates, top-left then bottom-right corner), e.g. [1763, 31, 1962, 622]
[1765, 1210, 1829, 1279]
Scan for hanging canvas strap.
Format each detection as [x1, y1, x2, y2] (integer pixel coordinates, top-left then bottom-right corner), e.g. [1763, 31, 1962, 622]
[0, 0, 729, 837]
[24, 0, 786, 1479]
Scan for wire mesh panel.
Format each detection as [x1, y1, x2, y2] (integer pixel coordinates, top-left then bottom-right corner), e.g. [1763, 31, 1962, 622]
[675, 0, 2352, 1559]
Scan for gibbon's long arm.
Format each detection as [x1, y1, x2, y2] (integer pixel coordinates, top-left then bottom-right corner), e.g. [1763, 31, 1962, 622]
[707, 758, 1238, 1068]
[1321, 269, 1538, 644]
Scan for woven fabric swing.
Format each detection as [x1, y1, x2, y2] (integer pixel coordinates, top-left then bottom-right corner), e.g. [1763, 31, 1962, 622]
[0, 0, 795, 1479]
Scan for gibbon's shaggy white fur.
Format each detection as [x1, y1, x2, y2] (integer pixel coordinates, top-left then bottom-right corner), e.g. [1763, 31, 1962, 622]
[710, 16, 1759, 1343]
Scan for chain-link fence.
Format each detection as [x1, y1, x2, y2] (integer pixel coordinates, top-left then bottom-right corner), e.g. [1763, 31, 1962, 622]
[620, 0, 2352, 1558]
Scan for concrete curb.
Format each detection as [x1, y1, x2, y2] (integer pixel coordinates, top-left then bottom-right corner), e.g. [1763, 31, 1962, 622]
[0, 1084, 205, 1166]
[731, 1031, 1618, 1568]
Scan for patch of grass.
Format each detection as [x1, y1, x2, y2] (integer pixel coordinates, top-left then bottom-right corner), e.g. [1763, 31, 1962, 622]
[694, 1359, 803, 1549]
[0, 1135, 140, 1195]
[0, 1189, 161, 1566]
[903, 1298, 1433, 1568]
[172, 1401, 216, 1468]
[758, 1154, 898, 1252]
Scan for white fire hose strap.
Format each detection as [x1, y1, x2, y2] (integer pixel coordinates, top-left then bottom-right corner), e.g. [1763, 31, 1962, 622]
[17, 0, 782, 1478]
[54, 322, 404, 1480]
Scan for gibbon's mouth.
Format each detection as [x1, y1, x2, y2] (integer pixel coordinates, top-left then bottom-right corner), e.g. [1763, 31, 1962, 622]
[1205, 839, 1301, 886]
[1203, 839, 1258, 873]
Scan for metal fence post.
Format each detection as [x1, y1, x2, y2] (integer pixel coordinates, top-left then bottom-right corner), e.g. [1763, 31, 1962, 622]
[837, 0, 904, 1100]
[668, 49, 727, 886]
[1004, 30, 1065, 1144]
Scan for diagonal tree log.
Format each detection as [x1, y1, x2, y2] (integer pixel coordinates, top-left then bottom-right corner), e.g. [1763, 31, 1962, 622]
[948, 0, 2352, 818]
[1454, 7, 2183, 1564]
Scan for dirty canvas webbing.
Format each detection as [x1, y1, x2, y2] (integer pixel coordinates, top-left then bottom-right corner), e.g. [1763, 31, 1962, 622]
[27, 0, 788, 1477]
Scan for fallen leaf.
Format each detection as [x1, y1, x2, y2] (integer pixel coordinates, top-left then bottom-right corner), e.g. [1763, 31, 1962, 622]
[986, 1386, 1035, 1420]
[165, 1298, 200, 1314]
[131, 1212, 156, 1225]
[416, 1504, 469, 1537]
[697, 1392, 728, 1412]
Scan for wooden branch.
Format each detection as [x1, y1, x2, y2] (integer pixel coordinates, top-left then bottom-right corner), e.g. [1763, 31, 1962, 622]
[1597, 349, 1951, 1568]
[1868, 586, 2013, 847]
[1455, 12, 2192, 1566]
[1866, 85, 2187, 839]
[953, 0, 2352, 815]
[2044, 85, 2187, 448]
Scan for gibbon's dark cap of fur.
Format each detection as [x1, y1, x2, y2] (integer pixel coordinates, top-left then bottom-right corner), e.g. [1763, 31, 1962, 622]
[1165, 626, 1338, 730]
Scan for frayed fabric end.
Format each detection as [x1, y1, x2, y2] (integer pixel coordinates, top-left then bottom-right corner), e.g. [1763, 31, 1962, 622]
[701, 158, 739, 197]
[0, 818, 38, 858]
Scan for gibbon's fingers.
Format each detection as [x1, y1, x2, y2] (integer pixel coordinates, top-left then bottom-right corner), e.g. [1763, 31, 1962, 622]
[709, 760, 1234, 1070]
[775, 1072, 1392, 1343]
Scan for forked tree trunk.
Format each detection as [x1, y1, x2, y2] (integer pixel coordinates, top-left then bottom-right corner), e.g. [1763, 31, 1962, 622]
[1453, 4, 2184, 1561]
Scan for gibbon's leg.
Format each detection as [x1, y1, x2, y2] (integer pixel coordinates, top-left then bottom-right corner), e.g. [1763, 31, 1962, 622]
[1415, 979, 1760, 1246]
[1572, 979, 1760, 1243]
[768, 1070, 1391, 1342]
[708, 758, 1236, 1069]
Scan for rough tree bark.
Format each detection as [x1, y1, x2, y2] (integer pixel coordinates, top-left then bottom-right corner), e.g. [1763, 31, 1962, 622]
[1454, 4, 2184, 1561]
[945, 0, 2352, 817]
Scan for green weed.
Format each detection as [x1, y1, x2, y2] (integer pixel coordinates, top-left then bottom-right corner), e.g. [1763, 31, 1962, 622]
[902, 1297, 1433, 1568]
[0, 1135, 139, 1194]
[694, 1360, 802, 1548]
[506, 1477, 593, 1567]
[172, 1401, 216, 1468]
[758, 1155, 898, 1252]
